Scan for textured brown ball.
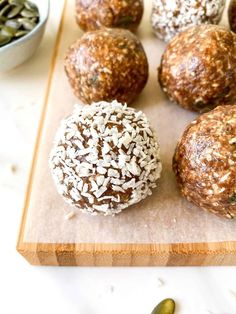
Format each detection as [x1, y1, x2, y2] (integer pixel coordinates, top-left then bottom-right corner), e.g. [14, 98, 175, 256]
[173, 105, 236, 219]
[75, 0, 144, 32]
[229, 0, 236, 33]
[158, 25, 236, 112]
[64, 28, 148, 105]
[49, 101, 162, 216]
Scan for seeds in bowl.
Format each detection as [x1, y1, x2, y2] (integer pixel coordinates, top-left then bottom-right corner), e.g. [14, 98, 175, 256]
[0, 0, 39, 47]
[49, 100, 162, 216]
[64, 28, 149, 105]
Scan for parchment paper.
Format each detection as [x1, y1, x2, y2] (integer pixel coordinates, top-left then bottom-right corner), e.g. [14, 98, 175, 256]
[23, 0, 236, 244]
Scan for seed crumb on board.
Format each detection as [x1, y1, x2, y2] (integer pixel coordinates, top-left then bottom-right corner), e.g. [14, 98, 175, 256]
[65, 211, 76, 220]
[157, 278, 164, 287]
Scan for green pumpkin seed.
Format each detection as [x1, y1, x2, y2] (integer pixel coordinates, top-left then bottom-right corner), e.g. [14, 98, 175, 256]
[14, 28, 28, 37]
[151, 298, 175, 314]
[0, 15, 6, 23]
[9, 0, 26, 5]
[0, 32, 11, 46]
[24, 0, 38, 12]
[20, 17, 35, 30]
[5, 18, 21, 29]
[0, 0, 8, 9]
[116, 15, 133, 27]
[1, 25, 15, 36]
[0, 3, 11, 16]
[7, 4, 23, 18]
[20, 7, 38, 18]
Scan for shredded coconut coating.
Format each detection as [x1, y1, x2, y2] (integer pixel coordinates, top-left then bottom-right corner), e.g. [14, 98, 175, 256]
[64, 28, 148, 105]
[173, 105, 236, 219]
[151, 0, 225, 42]
[159, 24, 236, 112]
[49, 101, 162, 216]
[76, 0, 144, 32]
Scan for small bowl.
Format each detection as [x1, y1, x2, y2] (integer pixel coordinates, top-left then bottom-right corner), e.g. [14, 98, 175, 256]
[0, 0, 49, 72]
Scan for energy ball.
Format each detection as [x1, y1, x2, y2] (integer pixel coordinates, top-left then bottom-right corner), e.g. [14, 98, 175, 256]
[173, 105, 236, 219]
[151, 0, 225, 42]
[229, 0, 236, 33]
[49, 101, 162, 216]
[75, 0, 144, 32]
[158, 25, 236, 112]
[64, 28, 148, 105]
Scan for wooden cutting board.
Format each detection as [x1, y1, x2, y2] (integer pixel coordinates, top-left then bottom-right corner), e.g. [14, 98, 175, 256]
[17, 0, 236, 266]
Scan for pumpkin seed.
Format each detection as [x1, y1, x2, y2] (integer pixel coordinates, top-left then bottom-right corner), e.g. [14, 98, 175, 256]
[151, 298, 175, 314]
[14, 28, 28, 37]
[116, 16, 133, 27]
[0, 15, 6, 23]
[24, 0, 37, 12]
[7, 4, 23, 18]
[0, 0, 8, 9]
[20, 7, 38, 18]
[0, 3, 11, 16]
[5, 18, 20, 28]
[0, 32, 11, 45]
[18, 17, 35, 30]
[9, 0, 25, 5]
[0, 0, 39, 47]
[1, 25, 15, 36]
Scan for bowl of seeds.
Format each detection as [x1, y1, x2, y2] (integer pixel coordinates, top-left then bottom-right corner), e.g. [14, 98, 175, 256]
[0, 0, 49, 72]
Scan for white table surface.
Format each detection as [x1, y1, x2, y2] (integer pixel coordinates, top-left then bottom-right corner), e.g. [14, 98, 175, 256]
[0, 1, 236, 313]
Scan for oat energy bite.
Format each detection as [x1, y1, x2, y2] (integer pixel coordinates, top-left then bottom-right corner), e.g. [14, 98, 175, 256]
[64, 28, 148, 105]
[229, 0, 236, 33]
[173, 105, 236, 219]
[75, 0, 144, 32]
[158, 25, 236, 112]
[49, 101, 162, 216]
[151, 0, 225, 42]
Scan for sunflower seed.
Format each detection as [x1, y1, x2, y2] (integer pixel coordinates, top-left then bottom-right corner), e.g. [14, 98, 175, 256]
[151, 298, 175, 314]
[20, 7, 38, 18]
[0, 32, 11, 45]
[7, 4, 23, 18]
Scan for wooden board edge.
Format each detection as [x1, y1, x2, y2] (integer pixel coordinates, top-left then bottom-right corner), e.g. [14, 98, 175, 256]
[16, 0, 67, 253]
[17, 241, 236, 266]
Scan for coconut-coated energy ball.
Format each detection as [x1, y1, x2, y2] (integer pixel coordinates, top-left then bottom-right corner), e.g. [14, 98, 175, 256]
[64, 28, 148, 105]
[49, 101, 162, 216]
[158, 25, 236, 112]
[173, 105, 236, 219]
[151, 0, 225, 42]
[75, 0, 144, 32]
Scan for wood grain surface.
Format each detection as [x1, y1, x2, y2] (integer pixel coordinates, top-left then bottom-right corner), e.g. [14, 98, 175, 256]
[17, 0, 236, 266]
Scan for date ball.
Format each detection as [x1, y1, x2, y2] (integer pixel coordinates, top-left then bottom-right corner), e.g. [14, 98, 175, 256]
[159, 25, 236, 112]
[64, 28, 148, 105]
[75, 0, 144, 32]
[229, 0, 236, 33]
[173, 105, 236, 219]
[151, 0, 225, 42]
[49, 100, 162, 216]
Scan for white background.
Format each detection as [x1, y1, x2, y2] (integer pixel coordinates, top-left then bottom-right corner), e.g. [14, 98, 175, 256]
[0, 1, 236, 313]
